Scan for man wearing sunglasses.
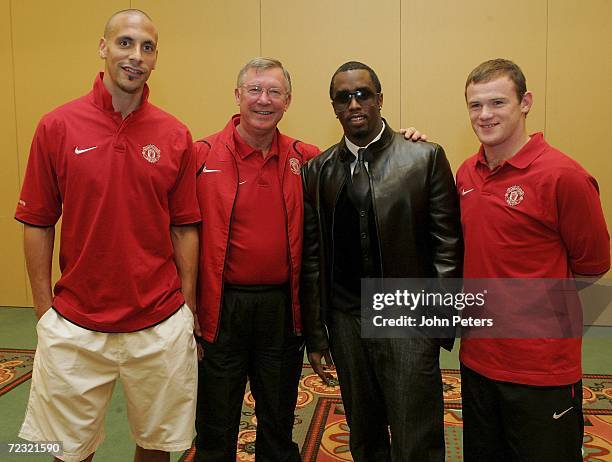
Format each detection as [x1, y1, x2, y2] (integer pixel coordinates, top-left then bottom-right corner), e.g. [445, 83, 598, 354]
[301, 61, 462, 461]
[193, 58, 425, 461]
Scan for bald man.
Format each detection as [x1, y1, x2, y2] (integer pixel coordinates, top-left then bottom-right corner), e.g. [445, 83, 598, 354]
[15, 10, 200, 462]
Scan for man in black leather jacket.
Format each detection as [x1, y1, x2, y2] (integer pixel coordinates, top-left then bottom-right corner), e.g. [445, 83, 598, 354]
[301, 61, 462, 461]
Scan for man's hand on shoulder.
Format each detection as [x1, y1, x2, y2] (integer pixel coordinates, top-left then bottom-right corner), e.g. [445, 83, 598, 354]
[400, 127, 428, 142]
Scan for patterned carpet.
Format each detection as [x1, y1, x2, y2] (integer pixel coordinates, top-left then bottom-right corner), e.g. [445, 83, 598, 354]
[0, 348, 35, 396]
[1, 351, 610, 461]
[181, 366, 612, 462]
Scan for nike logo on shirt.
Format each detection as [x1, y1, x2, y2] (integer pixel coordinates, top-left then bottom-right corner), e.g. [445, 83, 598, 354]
[461, 188, 475, 196]
[74, 146, 98, 155]
[201, 166, 222, 173]
[552, 407, 573, 419]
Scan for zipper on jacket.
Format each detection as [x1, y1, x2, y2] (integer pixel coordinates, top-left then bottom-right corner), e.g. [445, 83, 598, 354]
[280, 162, 298, 335]
[215, 145, 239, 341]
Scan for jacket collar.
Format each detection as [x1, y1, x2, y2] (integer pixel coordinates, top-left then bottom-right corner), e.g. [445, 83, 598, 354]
[216, 114, 299, 181]
[219, 114, 294, 153]
[338, 119, 394, 163]
[230, 116, 279, 160]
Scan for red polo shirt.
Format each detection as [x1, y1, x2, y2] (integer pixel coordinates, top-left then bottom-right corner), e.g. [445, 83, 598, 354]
[223, 119, 289, 285]
[456, 132, 610, 385]
[16, 73, 201, 332]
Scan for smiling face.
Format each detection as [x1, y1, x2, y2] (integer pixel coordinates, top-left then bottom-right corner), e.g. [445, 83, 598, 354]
[466, 75, 532, 157]
[99, 12, 157, 95]
[234, 66, 291, 137]
[331, 69, 383, 146]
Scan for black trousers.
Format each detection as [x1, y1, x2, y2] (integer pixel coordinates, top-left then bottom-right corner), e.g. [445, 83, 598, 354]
[195, 285, 303, 462]
[461, 364, 584, 461]
[328, 309, 445, 462]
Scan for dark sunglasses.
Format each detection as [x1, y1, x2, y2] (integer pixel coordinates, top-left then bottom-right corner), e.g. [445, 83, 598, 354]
[332, 88, 380, 111]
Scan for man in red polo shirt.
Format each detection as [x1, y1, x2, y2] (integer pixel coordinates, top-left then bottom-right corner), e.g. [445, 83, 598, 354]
[194, 58, 318, 462]
[457, 58, 610, 461]
[15, 10, 200, 462]
[194, 57, 425, 461]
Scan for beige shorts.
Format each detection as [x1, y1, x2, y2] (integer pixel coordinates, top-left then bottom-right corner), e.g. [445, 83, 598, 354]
[19, 305, 197, 462]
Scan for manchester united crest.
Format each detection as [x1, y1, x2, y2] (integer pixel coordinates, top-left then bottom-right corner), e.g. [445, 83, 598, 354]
[142, 144, 161, 164]
[505, 185, 525, 206]
[289, 158, 301, 175]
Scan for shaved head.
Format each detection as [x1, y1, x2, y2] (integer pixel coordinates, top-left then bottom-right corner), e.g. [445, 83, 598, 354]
[103, 9, 156, 41]
[99, 8, 158, 96]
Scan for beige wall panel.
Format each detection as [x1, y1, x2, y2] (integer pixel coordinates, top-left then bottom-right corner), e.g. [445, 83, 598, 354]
[134, 0, 261, 139]
[13, 0, 128, 178]
[0, 0, 19, 215]
[546, 0, 612, 231]
[261, 0, 401, 150]
[0, 219, 29, 306]
[401, 0, 547, 171]
[0, 0, 28, 306]
[12, 0, 128, 305]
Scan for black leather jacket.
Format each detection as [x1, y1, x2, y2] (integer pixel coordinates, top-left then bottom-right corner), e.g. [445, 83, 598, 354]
[300, 123, 463, 352]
